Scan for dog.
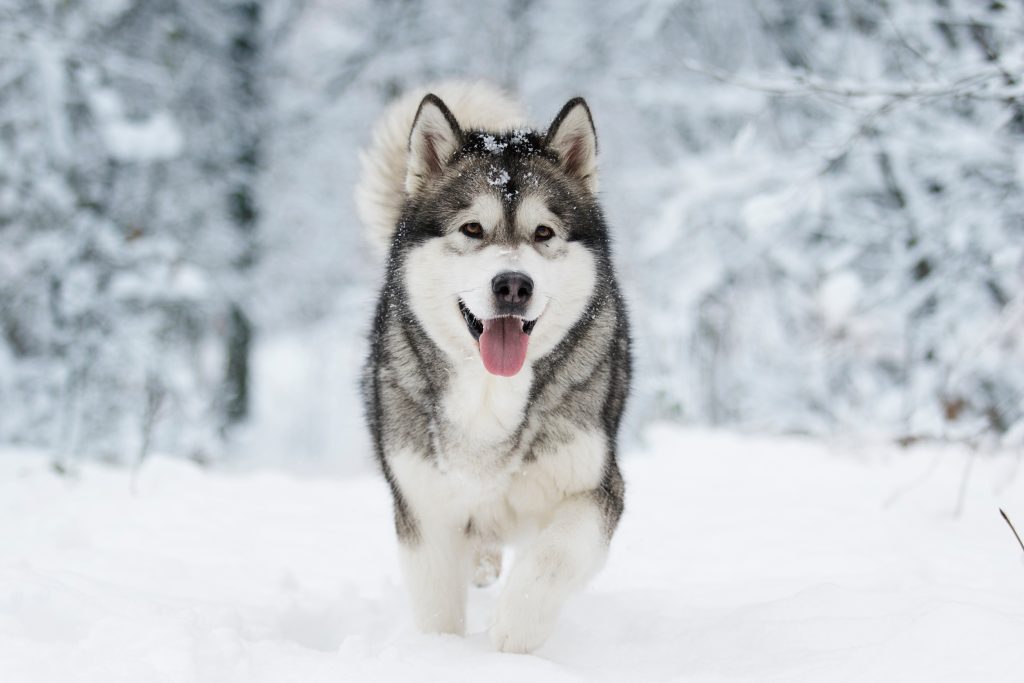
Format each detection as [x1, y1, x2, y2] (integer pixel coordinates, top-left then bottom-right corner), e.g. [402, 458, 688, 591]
[357, 81, 631, 653]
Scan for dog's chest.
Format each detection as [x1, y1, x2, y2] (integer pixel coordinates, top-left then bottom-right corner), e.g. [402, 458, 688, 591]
[389, 363, 606, 537]
[437, 364, 532, 451]
[423, 364, 532, 498]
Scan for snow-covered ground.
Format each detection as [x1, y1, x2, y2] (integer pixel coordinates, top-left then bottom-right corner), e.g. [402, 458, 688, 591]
[2, 427, 1022, 682]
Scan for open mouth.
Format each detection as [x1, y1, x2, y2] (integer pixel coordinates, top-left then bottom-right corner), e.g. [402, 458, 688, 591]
[459, 299, 538, 377]
[459, 300, 485, 340]
[458, 300, 537, 339]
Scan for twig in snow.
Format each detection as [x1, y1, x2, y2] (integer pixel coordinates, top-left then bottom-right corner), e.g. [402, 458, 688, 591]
[953, 446, 976, 518]
[999, 509, 1024, 554]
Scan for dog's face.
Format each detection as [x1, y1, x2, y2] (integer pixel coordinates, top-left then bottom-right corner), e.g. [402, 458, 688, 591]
[399, 96, 606, 377]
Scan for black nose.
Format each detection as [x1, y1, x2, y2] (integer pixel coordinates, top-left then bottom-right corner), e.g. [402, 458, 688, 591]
[492, 271, 533, 306]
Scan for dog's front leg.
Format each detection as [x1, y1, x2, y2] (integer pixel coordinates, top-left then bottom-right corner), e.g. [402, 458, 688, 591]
[490, 494, 608, 653]
[399, 522, 470, 635]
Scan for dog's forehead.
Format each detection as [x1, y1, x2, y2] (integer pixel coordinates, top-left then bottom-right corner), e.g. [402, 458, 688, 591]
[445, 144, 565, 212]
[461, 129, 549, 159]
[453, 130, 560, 199]
[421, 132, 580, 240]
[446, 160, 565, 230]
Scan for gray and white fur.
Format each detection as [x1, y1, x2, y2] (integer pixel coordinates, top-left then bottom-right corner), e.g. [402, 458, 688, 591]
[359, 81, 631, 653]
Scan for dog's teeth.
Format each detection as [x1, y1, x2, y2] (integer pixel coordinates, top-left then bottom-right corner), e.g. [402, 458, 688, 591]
[459, 300, 484, 340]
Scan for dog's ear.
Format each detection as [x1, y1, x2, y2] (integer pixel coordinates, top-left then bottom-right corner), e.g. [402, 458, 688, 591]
[545, 97, 598, 193]
[406, 94, 463, 196]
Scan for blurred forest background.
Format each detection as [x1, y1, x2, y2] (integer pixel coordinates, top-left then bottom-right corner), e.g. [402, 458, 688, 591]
[1, 0, 1021, 468]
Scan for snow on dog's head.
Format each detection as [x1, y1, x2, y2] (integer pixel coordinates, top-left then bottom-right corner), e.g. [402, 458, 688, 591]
[399, 95, 605, 377]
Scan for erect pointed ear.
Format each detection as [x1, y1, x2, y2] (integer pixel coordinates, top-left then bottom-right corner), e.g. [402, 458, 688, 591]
[544, 97, 599, 193]
[405, 94, 463, 195]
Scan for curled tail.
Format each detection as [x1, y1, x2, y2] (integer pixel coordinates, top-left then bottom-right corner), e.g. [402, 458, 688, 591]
[355, 81, 528, 251]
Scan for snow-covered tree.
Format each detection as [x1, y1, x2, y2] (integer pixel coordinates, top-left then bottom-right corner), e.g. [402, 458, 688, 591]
[0, 0, 266, 464]
[261, 0, 1023, 447]
[2, 0, 1021, 464]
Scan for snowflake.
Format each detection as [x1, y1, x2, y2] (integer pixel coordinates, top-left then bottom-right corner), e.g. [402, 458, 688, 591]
[481, 135, 506, 154]
[487, 166, 510, 187]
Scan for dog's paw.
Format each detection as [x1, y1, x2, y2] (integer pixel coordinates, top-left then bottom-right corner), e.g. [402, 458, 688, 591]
[489, 595, 556, 653]
[472, 545, 502, 588]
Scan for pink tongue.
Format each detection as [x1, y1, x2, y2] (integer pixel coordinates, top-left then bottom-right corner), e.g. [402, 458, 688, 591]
[479, 317, 530, 377]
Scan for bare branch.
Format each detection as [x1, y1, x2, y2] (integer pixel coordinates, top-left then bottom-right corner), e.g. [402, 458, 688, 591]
[678, 58, 1020, 102]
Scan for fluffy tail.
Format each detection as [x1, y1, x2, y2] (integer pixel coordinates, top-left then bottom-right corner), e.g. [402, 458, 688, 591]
[355, 81, 527, 251]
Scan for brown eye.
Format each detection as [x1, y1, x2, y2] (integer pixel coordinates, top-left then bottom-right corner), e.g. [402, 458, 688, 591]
[460, 222, 483, 238]
[534, 225, 554, 242]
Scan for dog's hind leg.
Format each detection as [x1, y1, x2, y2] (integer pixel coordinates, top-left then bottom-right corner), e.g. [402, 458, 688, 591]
[398, 525, 470, 635]
[489, 494, 608, 653]
[471, 541, 503, 588]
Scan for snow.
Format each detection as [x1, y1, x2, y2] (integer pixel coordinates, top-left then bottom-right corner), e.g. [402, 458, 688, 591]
[101, 111, 184, 163]
[818, 271, 863, 332]
[228, 327, 370, 475]
[91, 88, 184, 162]
[487, 166, 511, 187]
[3, 427, 1023, 682]
[481, 134, 507, 154]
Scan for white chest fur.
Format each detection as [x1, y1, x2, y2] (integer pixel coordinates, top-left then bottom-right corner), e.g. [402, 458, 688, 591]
[439, 361, 532, 452]
[390, 361, 606, 540]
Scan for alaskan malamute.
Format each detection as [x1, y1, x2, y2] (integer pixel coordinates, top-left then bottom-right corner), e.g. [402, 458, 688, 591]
[357, 81, 631, 653]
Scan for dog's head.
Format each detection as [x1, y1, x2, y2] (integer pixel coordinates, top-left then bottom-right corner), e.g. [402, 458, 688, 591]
[397, 94, 607, 378]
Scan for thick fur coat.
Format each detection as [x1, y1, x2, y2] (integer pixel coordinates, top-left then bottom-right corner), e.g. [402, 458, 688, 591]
[358, 81, 630, 653]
